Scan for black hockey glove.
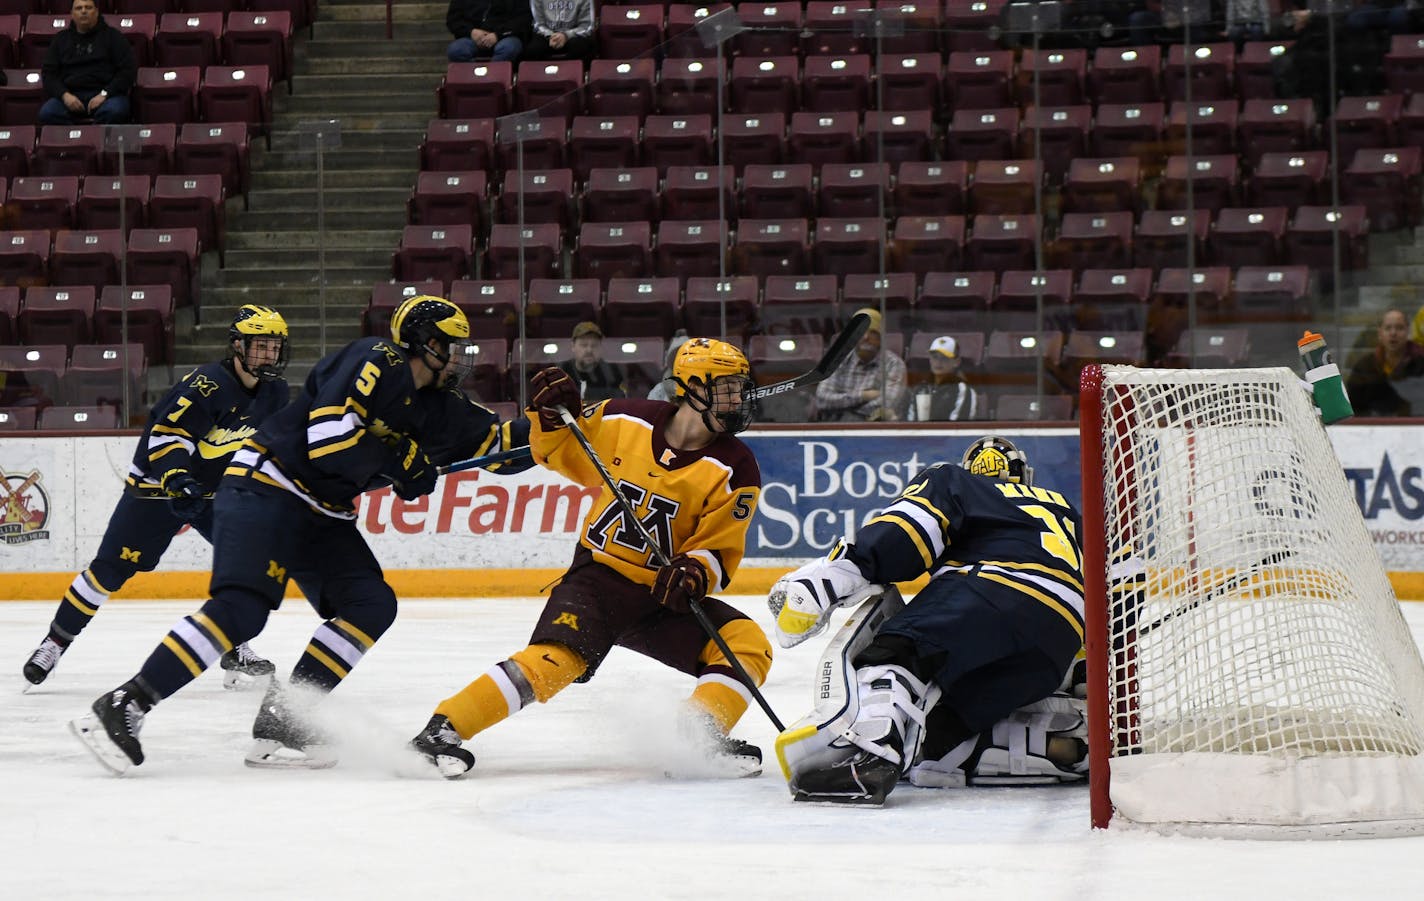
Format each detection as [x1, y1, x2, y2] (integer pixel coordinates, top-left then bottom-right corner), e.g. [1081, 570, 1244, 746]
[161, 469, 209, 520]
[388, 436, 437, 501]
[652, 553, 708, 614]
[528, 366, 581, 431]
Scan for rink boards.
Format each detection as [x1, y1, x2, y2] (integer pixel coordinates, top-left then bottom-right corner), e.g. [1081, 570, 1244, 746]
[0, 426, 1421, 600]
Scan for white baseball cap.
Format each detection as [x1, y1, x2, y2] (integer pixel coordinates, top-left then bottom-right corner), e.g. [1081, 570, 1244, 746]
[929, 336, 959, 359]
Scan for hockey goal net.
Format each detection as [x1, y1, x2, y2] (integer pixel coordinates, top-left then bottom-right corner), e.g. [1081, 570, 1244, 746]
[1079, 364, 1424, 837]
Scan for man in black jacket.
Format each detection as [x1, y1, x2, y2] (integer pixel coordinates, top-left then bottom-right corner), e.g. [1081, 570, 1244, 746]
[39, 0, 136, 126]
[446, 0, 533, 62]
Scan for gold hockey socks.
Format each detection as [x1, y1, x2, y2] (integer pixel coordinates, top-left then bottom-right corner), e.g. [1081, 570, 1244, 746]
[690, 620, 773, 734]
[436, 643, 586, 740]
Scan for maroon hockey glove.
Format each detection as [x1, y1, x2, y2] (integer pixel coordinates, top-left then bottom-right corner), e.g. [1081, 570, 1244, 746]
[652, 554, 709, 613]
[528, 366, 581, 431]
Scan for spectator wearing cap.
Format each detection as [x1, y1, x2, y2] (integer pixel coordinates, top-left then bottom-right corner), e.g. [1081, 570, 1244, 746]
[906, 335, 982, 422]
[558, 321, 627, 403]
[814, 308, 908, 422]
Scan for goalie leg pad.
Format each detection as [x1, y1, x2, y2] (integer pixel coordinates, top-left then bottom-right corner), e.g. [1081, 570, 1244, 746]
[774, 589, 947, 804]
[909, 693, 1088, 787]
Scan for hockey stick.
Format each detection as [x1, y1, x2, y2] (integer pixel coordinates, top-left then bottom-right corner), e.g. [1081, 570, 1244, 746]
[439, 445, 533, 475]
[1133, 550, 1294, 636]
[555, 404, 787, 732]
[746, 311, 872, 403]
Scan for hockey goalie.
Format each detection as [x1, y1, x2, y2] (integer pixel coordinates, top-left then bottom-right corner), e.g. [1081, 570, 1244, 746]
[768, 437, 1091, 804]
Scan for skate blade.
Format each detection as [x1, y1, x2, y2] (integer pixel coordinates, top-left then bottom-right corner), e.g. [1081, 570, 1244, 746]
[244, 739, 338, 770]
[663, 754, 763, 780]
[69, 714, 133, 776]
[222, 670, 272, 692]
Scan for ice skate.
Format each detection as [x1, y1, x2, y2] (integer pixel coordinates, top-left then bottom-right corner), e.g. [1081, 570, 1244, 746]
[409, 715, 475, 779]
[245, 681, 337, 770]
[219, 642, 275, 691]
[23, 636, 67, 688]
[70, 681, 152, 776]
[670, 711, 763, 779]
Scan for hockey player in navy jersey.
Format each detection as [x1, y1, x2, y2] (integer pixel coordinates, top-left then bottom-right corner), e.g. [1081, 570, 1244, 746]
[769, 436, 1088, 804]
[23, 304, 291, 690]
[71, 295, 532, 774]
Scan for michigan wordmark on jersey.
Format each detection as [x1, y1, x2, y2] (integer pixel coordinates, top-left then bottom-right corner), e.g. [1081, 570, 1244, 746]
[127, 360, 288, 495]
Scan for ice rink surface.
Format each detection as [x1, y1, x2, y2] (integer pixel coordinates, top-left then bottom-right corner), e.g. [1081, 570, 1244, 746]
[5, 595, 1424, 899]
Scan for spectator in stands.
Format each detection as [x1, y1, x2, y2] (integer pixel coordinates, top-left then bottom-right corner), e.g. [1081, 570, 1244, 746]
[525, 0, 597, 62]
[559, 321, 627, 403]
[648, 330, 692, 402]
[39, 0, 136, 126]
[904, 336, 982, 422]
[1345, 0, 1414, 35]
[445, 0, 533, 63]
[1346, 309, 1424, 416]
[815, 308, 908, 422]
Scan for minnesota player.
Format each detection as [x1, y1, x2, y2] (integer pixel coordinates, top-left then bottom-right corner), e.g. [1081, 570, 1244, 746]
[769, 436, 1087, 804]
[70, 296, 532, 774]
[407, 338, 772, 779]
[23, 304, 291, 690]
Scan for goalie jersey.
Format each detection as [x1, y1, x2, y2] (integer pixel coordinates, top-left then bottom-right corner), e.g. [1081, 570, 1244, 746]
[225, 337, 530, 518]
[848, 462, 1085, 639]
[126, 359, 289, 496]
[529, 398, 761, 592]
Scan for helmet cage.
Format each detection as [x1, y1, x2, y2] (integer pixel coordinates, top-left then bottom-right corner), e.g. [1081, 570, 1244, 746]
[229, 305, 289, 381]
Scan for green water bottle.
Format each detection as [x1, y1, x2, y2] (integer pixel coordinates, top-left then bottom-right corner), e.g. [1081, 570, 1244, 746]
[1297, 331, 1354, 424]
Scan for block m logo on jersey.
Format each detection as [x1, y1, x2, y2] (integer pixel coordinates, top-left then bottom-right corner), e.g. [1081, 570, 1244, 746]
[585, 481, 679, 561]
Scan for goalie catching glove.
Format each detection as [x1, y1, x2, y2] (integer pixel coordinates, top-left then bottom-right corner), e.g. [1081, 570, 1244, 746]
[767, 541, 882, 648]
[528, 366, 581, 432]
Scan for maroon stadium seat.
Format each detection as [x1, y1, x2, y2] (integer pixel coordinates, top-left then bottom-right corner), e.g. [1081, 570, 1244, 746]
[96, 284, 174, 363]
[656, 57, 721, 117]
[110, 14, 157, 67]
[1249, 151, 1328, 211]
[597, 4, 664, 59]
[642, 114, 714, 175]
[148, 173, 226, 264]
[968, 159, 1040, 215]
[894, 160, 968, 215]
[890, 215, 966, 276]
[720, 113, 785, 173]
[0, 341, 64, 406]
[438, 61, 512, 120]
[730, 55, 799, 115]
[200, 66, 272, 140]
[788, 110, 860, 168]
[1017, 105, 1091, 183]
[945, 107, 1018, 162]
[1153, 267, 1232, 318]
[654, 219, 726, 284]
[1062, 157, 1141, 213]
[484, 223, 563, 284]
[175, 122, 249, 199]
[19, 284, 92, 347]
[0, 68, 45, 126]
[1158, 154, 1239, 213]
[103, 122, 176, 178]
[419, 118, 494, 173]
[1237, 40, 1293, 101]
[1231, 265, 1311, 320]
[449, 279, 520, 339]
[741, 163, 814, 220]
[731, 2, 801, 58]
[223, 11, 293, 92]
[875, 52, 942, 112]
[585, 58, 655, 119]
[497, 168, 574, 229]
[920, 271, 996, 332]
[1074, 268, 1152, 329]
[582, 167, 658, 224]
[801, 53, 872, 113]
[660, 165, 734, 221]
[0, 283, 16, 340]
[18, 12, 64, 68]
[1342, 146, 1422, 232]
[408, 170, 487, 232]
[0, 228, 48, 286]
[1053, 211, 1134, 271]
[760, 274, 839, 338]
[683, 275, 756, 340]
[1091, 45, 1160, 104]
[1332, 95, 1404, 167]
[494, 114, 567, 171]
[812, 217, 885, 278]
[514, 59, 584, 121]
[364, 279, 444, 337]
[0, 405, 36, 430]
[133, 66, 201, 126]
[527, 277, 601, 338]
[603, 277, 679, 338]
[946, 50, 1014, 110]
[1134, 210, 1211, 271]
[125, 227, 199, 308]
[50, 227, 123, 287]
[733, 217, 809, 282]
[154, 12, 222, 69]
[0, 122, 33, 179]
[568, 115, 640, 180]
[450, 337, 507, 403]
[817, 162, 890, 219]
[9, 174, 77, 228]
[1238, 98, 1316, 167]
[33, 124, 103, 176]
[1018, 48, 1087, 106]
[38, 404, 121, 430]
[63, 342, 145, 409]
[1164, 43, 1234, 102]
[862, 109, 936, 165]
[76, 174, 149, 235]
[1093, 101, 1167, 170]
[575, 220, 652, 287]
[965, 213, 1038, 271]
[1166, 100, 1238, 157]
[1209, 206, 1288, 268]
[801, 2, 864, 57]
[1384, 34, 1424, 96]
[392, 224, 474, 292]
[1284, 205, 1370, 271]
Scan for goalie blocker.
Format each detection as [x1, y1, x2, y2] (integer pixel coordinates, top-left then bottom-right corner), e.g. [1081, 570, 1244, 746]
[775, 590, 1089, 803]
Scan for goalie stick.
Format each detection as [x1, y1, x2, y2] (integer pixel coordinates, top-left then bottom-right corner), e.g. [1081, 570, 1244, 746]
[1130, 549, 1295, 636]
[747, 311, 872, 403]
[555, 403, 787, 732]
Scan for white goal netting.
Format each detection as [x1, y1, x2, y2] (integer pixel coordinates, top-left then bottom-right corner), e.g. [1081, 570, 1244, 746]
[1086, 365, 1424, 837]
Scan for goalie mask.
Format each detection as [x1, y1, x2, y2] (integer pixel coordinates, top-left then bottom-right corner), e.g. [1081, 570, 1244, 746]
[672, 338, 755, 434]
[391, 295, 470, 374]
[229, 304, 289, 381]
[961, 435, 1033, 486]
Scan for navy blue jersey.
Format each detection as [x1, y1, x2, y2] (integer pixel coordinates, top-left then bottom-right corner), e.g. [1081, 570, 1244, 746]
[127, 359, 289, 495]
[848, 463, 1086, 637]
[224, 337, 530, 518]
